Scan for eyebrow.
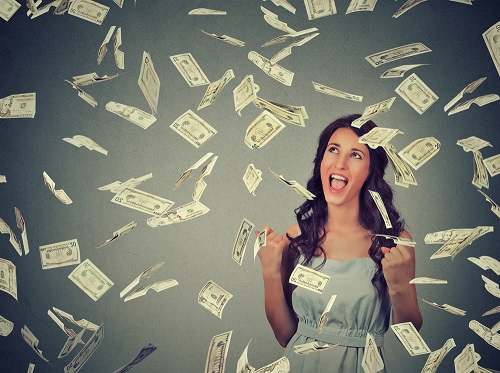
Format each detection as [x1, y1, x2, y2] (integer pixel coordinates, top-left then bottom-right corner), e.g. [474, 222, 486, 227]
[328, 142, 366, 155]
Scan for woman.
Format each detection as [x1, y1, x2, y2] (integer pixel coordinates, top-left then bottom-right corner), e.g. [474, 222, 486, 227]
[256, 114, 422, 372]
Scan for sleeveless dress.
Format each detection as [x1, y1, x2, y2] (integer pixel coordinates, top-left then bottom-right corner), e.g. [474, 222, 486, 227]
[284, 255, 391, 373]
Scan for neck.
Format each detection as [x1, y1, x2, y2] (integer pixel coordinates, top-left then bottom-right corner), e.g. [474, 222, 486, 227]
[325, 199, 362, 234]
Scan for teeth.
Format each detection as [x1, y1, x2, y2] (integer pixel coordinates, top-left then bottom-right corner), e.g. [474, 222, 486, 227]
[330, 174, 347, 181]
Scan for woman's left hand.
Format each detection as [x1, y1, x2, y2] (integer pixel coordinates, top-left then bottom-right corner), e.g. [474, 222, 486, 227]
[381, 244, 415, 294]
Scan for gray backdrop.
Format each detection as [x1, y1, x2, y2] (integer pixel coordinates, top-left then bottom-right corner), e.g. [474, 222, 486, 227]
[1, 0, 500, 372]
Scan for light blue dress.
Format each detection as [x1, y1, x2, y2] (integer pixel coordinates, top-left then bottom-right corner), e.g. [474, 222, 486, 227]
[284, 255, 391, 373]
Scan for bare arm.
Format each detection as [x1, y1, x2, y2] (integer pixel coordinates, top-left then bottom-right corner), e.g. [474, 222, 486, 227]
[381, 230, 423, 330]
[256, 225, 299, 347]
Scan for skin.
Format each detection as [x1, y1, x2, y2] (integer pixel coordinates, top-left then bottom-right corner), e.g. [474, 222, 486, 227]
[256, 127, 422, 348]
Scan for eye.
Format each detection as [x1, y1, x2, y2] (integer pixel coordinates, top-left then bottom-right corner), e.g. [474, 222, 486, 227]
[350, 152, 362, 159]
[328, 146, 338, 153]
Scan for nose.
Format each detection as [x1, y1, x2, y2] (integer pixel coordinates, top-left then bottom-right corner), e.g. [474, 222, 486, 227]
[334, 154, 347, 170]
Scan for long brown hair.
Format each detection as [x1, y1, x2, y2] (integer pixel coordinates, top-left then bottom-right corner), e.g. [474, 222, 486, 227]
[287, 114, 405, 297]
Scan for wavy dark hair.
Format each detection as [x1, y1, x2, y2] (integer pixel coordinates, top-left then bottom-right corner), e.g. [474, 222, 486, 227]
[287, 114, 405, 297]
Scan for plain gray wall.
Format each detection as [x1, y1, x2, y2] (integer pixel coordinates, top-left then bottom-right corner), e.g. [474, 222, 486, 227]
[1, 0, 499, 371]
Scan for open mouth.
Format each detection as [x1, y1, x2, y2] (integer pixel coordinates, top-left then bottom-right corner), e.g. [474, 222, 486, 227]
[329, 174, 348, 191]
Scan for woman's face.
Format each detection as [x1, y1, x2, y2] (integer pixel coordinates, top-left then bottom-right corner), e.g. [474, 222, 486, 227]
[320, 127, 371, 209]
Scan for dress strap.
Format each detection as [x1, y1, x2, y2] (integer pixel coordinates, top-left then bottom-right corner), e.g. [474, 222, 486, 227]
[297, 322, 384, 348]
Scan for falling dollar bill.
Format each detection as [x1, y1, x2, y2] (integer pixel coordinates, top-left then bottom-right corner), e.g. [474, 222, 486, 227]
[365, 42, 432, 67]
[293, 341, 338, 355]
[96, 221, 137, 248]
[409, 277, 447, 284]
[318, 294, 337, 333]
[383, 143, 418, 187]
[457, 136, 492, 152]
[443, 77, 486, 112]
[72, 72, 119, 86]
[68, 0, 109, 25]
[63, 135, 108, 155]
[198, 280, 233, 318]
[395, 73, 438, 114]
[421, 338, 456, 373]
[138, 51, 160, 115]
[199, 30, 245, 46]
[21, 325, 50, 363]
[358, 127, 403, 149]
[234, 75, 258, 116]
[346, 0, 378, 14]
[43, 171, 72, 204]
[248, 51, 294, 86]
[113, 27, 124, 69]
[0, 92, 36, 118]
[170, 110, 217, 148]
[50, 307, 99, 331]
[483, 20, 500, 76]
[232, 218, 255, 265]
[392, 0, 428, 18]
[270, 32, 319, 64]
[483, 305, 500, 317]
[391, 321, 430, 356]
[58, 327, 85, 358]
[98, 26, 116, 64]
[269, 168, 316, 200]
[476, 255, 500, 275]
[369, 190, 392, 228]
[361, 332, 384, 373]
[170, 53, 210, 87]
[472, 151, 489, 189]
[106, 101, 157, 129]
[420, 299, 466, 316]
[448, 94, 500, 116]
[482, 275, 500, 298]
[261, 6, 317, 36]
[198, 69, 234, 110]
[304, 0, 336, 20]
[380, 64, 428, 78]
[99, 173, 153, 194]
[477, 189, 500, 219]
[428, 226, 493, 259]
[312, 81, 362, 102]
[253, 229, 267, 262]
[124, 279, 178, 302]
[0, 0, 21, 21]
[0, 314, 14, 336]
[253, 97, 306, 127]
[174, 152, 214, 190]
[245, 111, 286, 149]
[120, 262, 164, 298]
[254, 357, 290, 373]
[289, 264, 330, 294]
[146, 200, 210, 227]
[205, 331, 232, 373]
[112, 187, 175, 216]
[454, 344, 478, 373]
[469, 320, 500, 350]
[398, 137, 440, 170]
[39, 238, 80, 270]
[236, 339, 255, 373]
[189, 8, 226, 15]
[112, 344, 157, 373]
[483, 153, 500, 177]
[68, 259, 114, 301]
[0, 217, 22, 255]
[243, 163, 263, 195]
[272, 0, 296, 13]
[65, 79, 97, 107]
[64, 324, 103, 373]
[351, 97, 396, 128]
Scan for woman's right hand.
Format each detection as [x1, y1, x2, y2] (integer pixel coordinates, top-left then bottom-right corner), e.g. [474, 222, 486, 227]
[255, 226, 288, 277]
